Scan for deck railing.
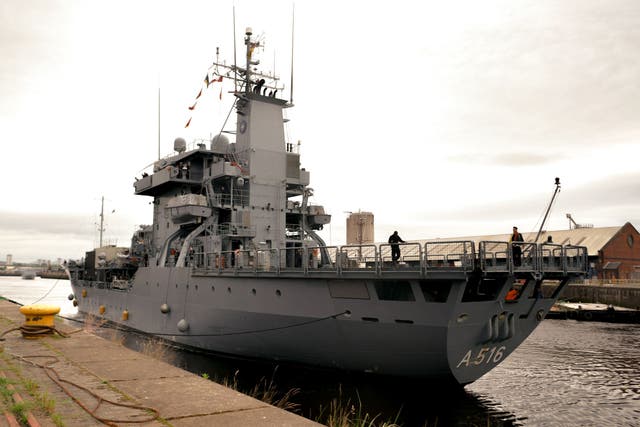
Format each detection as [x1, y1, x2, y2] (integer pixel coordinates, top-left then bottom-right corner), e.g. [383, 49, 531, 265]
[191, 241, 588, 277]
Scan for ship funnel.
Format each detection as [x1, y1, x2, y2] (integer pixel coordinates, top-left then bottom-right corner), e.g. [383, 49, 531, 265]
[174, 137, 186, 153]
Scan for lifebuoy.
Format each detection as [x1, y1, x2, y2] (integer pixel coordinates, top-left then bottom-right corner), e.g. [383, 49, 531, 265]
[583, 311, 593, 321]
[505, 289, 519, 302]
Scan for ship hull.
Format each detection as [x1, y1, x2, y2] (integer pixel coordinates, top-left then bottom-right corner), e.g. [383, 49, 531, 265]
[69, 266, 555, 384]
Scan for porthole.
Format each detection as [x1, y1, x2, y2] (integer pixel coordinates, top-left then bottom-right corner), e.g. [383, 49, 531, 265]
[251, 289, 257, 295]
[276, 290, 282, 297]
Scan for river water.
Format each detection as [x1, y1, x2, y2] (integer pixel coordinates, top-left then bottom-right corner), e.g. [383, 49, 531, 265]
[1, 276, 638, 426]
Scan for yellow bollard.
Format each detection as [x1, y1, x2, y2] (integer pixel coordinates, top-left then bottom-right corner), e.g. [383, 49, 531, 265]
[19, 304, 60, 339]
[122, 310, 129, 321]
[99, 305, 106, 314]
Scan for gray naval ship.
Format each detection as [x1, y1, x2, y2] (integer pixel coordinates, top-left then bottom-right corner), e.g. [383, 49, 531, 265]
[67, 28, 587, 385]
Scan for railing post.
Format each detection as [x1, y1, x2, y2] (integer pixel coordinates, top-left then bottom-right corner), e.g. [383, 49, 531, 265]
[422, 243, 427, 277]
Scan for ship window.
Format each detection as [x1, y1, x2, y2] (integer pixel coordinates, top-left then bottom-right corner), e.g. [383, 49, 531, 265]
[374, 280, 415, 301]
[419, 280, 451, 303]
[462, 277, 502, 302]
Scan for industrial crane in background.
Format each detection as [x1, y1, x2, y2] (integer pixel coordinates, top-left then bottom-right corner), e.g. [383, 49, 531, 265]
[566, 213, 594, 230]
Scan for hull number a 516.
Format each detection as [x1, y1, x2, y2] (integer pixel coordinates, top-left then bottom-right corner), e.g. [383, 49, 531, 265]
[456, 346, 506, 368]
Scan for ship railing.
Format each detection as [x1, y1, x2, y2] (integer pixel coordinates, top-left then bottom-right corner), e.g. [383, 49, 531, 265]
[539, 243, 564, 273]
[168, 165, 203, 182]
[316, 246, 340, 273]
[564, 245, 588, 273]
[480, 241, 540, 273]
[275, 246, 336, 274]
[278, 247, 306, 273]
[195, 241, 587, 277]
[212, 250, 257, 273]
[205, 251, 234, 272]
[339, 245, 379, 274]
[211, 191, 250, 208]
[424, 241, 476, 271]
[513, 242, 540, 273]
[479, 241, 510, 272]
[255, 248, 279, 273]
[378, 243, 422, 274]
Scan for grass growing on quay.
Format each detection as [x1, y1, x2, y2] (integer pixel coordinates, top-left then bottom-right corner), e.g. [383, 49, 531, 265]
[0, 347, 66, 426]
[314, 387, 402, 427]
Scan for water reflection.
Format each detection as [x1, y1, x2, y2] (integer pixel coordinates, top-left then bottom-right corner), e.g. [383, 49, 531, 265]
[468, 320, 640, 426]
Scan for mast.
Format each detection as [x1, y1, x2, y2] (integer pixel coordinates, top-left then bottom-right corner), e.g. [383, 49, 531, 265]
[245, 27, 254, 95]
[534, 177, 561, 243]
[157, 87, 161, 160]
[233, 7, 237, 94]
[290, 5, 295, 104]
[99, 196, 105, 248]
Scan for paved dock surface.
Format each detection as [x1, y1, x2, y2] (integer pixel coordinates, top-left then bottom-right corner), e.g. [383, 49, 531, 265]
[0, 300, 320, 426]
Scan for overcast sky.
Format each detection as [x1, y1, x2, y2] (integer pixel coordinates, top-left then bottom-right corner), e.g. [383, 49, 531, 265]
[2, 0, 639, 262]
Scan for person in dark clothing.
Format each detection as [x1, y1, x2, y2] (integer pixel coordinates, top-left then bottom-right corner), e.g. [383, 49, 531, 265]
[388, 231, 405, 263]
[510, 226, 524, 267]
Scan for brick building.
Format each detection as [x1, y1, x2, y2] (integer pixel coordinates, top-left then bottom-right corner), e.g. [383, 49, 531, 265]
[593, 222, 640, 280]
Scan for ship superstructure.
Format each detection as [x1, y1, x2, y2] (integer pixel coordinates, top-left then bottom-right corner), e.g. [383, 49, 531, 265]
[67, 28, 587, 385]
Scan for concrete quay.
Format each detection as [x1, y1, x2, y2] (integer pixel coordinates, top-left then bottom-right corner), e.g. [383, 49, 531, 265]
[542, 282, 640, 309]
[0, 300, 320, 427]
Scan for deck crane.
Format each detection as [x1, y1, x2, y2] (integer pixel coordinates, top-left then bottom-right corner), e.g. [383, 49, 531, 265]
[534, 177, 561, 243]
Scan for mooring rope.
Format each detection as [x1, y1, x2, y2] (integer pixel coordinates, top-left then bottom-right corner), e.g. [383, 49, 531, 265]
[56, 310, 350, 337]
[0, 325, 69, 341]
[29, 279, 61, 305]
[11, 354, 161, 427]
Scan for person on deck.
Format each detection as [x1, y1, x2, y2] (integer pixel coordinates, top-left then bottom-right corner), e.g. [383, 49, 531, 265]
[510, 226, 524, 267]
[388, 231, 405, 263]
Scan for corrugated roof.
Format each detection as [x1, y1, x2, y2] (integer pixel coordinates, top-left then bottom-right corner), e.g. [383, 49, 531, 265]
[410, 226, 624, 256]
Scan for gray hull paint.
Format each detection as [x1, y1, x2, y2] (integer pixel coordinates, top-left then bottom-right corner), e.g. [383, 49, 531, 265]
[70, 266, 549, 383]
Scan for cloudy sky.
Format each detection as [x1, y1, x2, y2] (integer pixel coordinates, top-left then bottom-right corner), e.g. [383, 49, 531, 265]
[1, 0, 639, 262]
